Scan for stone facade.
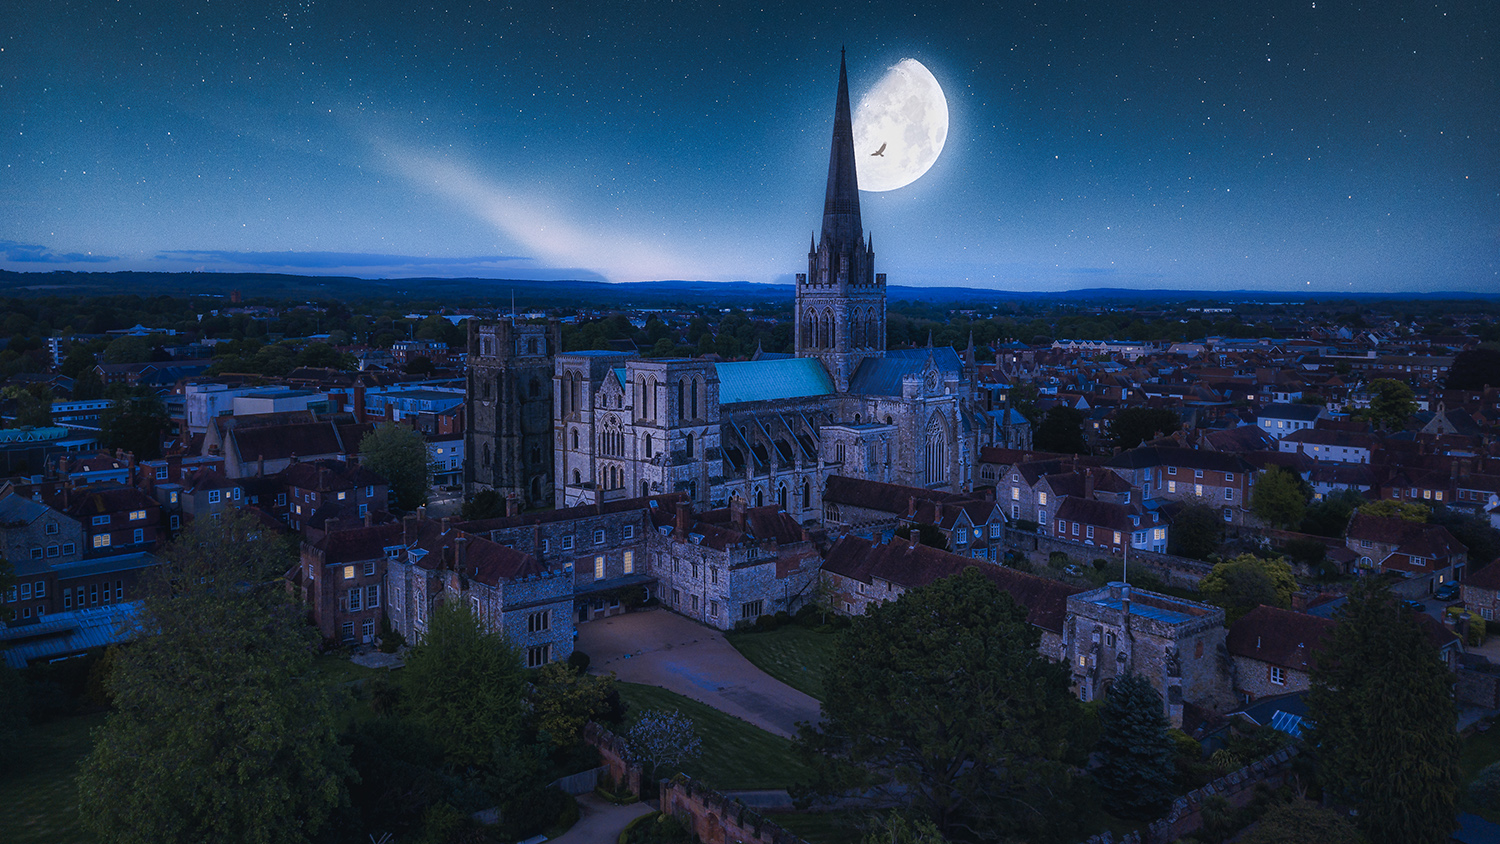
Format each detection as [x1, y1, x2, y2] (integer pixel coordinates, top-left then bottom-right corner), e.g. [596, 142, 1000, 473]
[466, 318, 561, 510]
[1223, 604, 1334, 702]
[1064, 583, 1230, 726]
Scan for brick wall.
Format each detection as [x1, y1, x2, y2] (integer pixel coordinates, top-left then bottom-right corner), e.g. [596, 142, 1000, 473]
[1008, 531, 1214, 589]
[582, 722, 643, 796]
[660, 775, 810, 844]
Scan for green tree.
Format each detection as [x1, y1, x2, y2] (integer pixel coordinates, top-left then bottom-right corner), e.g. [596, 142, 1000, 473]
[1446, 349, 1500, 391]
[1307, 577, 1459, 844]
[1239, 800, 1367, 844]
[1110, 407, 1181, 450]
[1168, 503, 1225, 560]
[0, 657, 28, 769]
[794, 567, 1091, 842]
[99, 389, 170, 459]
[1356, 499, 1429, 523]
[1251, 467, 1308, 529]
[400, 603, 527, 767]
[529, 661, 616, 748]
[1093, 673, 1177, 820]
[1033, 405, 1088, 454]
[1199, 554, 1296, 623]
[360, 422, 433, 510]
[77, 513, 348, 844]
[4, 385, 54, 428]
[1300, 488, 1367, 537]
[460, 489, 507, 521]
[863, 812, 950, 844]
[1363, 378, 1417, 432]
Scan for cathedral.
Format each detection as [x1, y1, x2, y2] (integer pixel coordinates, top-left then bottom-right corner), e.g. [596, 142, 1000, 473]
[469, 54, 996, 521]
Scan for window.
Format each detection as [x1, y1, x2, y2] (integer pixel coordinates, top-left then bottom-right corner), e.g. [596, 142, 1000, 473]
[343, 565, 355, 580]
[623, 550, 634, 574]
[1154, 527, 1166, 541]
[348, 588, 362, 611]
[156, 466, 168, 480]
[710, 566, 718, 585]
[528, 610, 550, 633]
[47, 545, 59, 558]
[341, 622, 355, 642]
[624, 524, 635, 540]
[957, 528, 968, 544]
[1072, 522, 1080, 536]
[63, 589, 72, 610]
[1225, 472, 1234, 483]
[1011, 486, 1020, 501]
[594, 555, 605, 580]
[741, 600, 764, 620]
[232, 488, 242, 501]
[133, 528, 144, 544]
[1167, 480, 1177, 494]
[93, 534, 111, 549]
[1038, 491, 1048, 506]
[92, 515, 109, 526]
[208, 490, 221, 504]
[990, 524, 1001, 538]
[30, 547, 42, 560]
[1113, 531, 1122, 544]
[19, 584, 31, 600]
[363, 561, 376, 577]
[710, 600, 719, 618]
[1223, 508, 1233, 522]
[276, 493, 287, 506]
[1194, 484, 1204, 497]
[1105, 632, 1116, 647]
[1167, 466, 1177, 475]
[45, 522, 58, 536]
[1225, 488, 1234, 501]
[365, 485, 374, 497]
[1270, 666, 1285, 685]
[593, 529, 605, 545]
[1057, 519, 1065, 533]
[62, 542, 74, 555]
[89, 584, 98, 604]
[362, 618, 375, 641]
[170, 515, 180, 529]
[1086, 525, 1094, 540]
[358, 503, 368, 517]
[527, 644, 551, 668]
[366, 585, 380, 608]
[562, 535, 574, 550]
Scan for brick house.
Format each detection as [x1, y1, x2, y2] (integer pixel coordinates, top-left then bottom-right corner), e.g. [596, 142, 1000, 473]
[60, 484, 165, 557]
[902, 498, 1004, 560]
[1052, 496, 1169, 554]
[820, 475, 958, 537]
[1225, 605, 1335, 702]
[1104, 446, 1253, 526]
[1461, 560, 1500, 622]
[0, 493, 83, 622]
[297, 521, 402, 645]
[821, 533, 1082, 658]
[1345, 512, 1467, 587]
[280, 459, 389, 534]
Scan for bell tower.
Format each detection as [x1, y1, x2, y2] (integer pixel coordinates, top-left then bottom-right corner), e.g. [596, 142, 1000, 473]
[795, 50, 886, 394]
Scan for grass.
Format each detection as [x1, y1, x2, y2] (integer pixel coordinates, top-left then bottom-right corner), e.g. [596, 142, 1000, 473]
[768, 811, 873, 844]
[310, 653, 392, 686]
[725, 623, 840, 701]
[0, 711, 104, 844]
[1460, 720, 1500, 822]
[615, 681, 812, 791]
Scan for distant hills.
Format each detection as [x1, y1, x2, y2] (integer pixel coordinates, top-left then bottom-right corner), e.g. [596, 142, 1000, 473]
[2, 270, 1495, 308]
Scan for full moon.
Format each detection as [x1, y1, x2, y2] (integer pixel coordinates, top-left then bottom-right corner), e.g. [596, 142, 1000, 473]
[852, 58, 949, 192]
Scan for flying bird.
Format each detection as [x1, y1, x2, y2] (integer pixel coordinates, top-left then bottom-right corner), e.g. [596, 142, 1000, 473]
[871, 143, 886, 157]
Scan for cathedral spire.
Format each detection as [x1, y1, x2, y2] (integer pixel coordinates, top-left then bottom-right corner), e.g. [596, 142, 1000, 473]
[821, 48, 863, 252]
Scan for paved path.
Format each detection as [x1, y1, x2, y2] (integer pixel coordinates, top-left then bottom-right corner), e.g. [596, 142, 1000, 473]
[577, 609, 822, 739]
[547, 793, 653, 844]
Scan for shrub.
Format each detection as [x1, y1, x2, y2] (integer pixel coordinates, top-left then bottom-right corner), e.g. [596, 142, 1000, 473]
[1470, 761, 1500, 808]
[1048, 551, 1072, 570]
[774, 610, 792, 626]
[567, 650, 591, 673]
[756, 613, 779, 631]
[621, 812, 696, 844]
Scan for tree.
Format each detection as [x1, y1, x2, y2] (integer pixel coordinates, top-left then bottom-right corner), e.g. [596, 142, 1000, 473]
[1033, 405, 1088, 454]
[1447, 348, 1500, 390]
[1238, 800, 1366, 844]
[1168, 503, 1225, 560]
[1251, 467, 1307, 529]
[460, 489, 507, 521]
[1469, 761, 1500, 809]
[794, 567, 1091, 842]
[0, 659, 28, 770]
[1110, 407, 1181, 450]
[4, 385, 54, 428]
[360, 422, 433, 510]
[530, 662, 617, 748]
[1363, 378, 1417, 432]
[77, 513, 349, 844]
[400, 602, 527, 768]
[1199, 554, 1296, 623]
[625, 709, 703, 783]
[1357, 499, 1429, 523]
[99, 389, 170, 459]
[1093, 673, 1177, 820]
[863, 812, 950, 844]
[1307, 576, 1459, 844]
[1300, 488, 1367, 537]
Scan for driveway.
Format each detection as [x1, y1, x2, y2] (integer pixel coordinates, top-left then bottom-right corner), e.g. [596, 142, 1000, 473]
[577, 609, 822, 739]
[548, 793, 653, 844]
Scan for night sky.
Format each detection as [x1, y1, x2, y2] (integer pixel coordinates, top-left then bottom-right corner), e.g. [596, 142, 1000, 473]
[3, 1, 1496, 292]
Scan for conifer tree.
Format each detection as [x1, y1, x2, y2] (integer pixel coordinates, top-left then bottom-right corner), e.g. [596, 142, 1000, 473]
[1093, 672, 1177, 820]
[1308, 576, 1458, 844]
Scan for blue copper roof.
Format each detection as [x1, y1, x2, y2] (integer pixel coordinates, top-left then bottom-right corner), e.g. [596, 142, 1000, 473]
[715, 358, 834, 405]
[848, 347, 963, 396]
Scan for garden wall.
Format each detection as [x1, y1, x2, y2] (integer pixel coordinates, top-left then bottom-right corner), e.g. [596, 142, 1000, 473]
[582, 722, 643, 796]
[1073, 745, 1300, 844]
[660, 775, 809, 844]
[1007, 532, 1214, 589]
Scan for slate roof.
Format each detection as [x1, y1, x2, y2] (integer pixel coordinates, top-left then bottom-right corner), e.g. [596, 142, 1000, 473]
[714, 358, 834, 405]
[1346, 513, 1467, 559]
[823, 475, 958, 514]
[1226, 605, 1335, 671]
[312, 521, 406, 565]
[847, 347, 963, 396]
[0, 493, 48, 526]
[280, 459, 386, 492]
[232, 422, 345, 462]
[823, 534, 1082, 632]
[1257, 403, 1323, 423]
[1105, 446, 1254, 474]
[1465, 561, 1500, 591]
[458, 492, 684, 534]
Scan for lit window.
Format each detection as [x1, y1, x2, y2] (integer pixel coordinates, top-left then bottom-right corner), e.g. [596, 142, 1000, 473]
[92, 534, 111, 549]
[1038, 491, 1048, 506]
[343, 565, 355, 580]
[623, 550, 634, 574]
[594, 555, 605, 579]
[1113, 531, 1122, 544]
[1270, 666, 1285, 685]
[338, 492, 347, 501]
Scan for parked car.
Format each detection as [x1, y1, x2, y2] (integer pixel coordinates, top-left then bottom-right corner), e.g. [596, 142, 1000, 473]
[1434, 582, 1461, 602]
[1402, 599, 1427, 614]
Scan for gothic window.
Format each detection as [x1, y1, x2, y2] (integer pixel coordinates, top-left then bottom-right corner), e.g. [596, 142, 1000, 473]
[823, 308, 836, 348]
[570, 373, 582, 413]
[644, 434, 654, 457]
[692, 377, 702, 419]
[531, 477, 541, 500]
[800, 478, 810, 509]
[922, 415, 948, 488]
[755, 487, 765, 507]
[527, 338, 538, 355]
[647, 377, 656, 418]
[481, 377, 491, 401]
[483, 444, 491, 468]
[677, 380, 685, 420]
[836, 442, 845, 463]
[802, 309, 815, 346]
[777, 483, 787, 510]
[688, 479, 698, 502]
[641, 480, 650, 498]
[530, 446, 540, 465]
[571, 429, 580, 449]
[686, 433, 695, 458]
[574, 469, 581, 484]
[867, 307, 878, 349]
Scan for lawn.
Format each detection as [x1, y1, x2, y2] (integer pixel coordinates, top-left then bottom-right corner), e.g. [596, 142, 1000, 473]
[769, 811, 873, 844]
[0, 712, 104, 844]
[1461, 721, 1500, 822]
[725, 624, 839, 701]
[615, 681, 812, 791]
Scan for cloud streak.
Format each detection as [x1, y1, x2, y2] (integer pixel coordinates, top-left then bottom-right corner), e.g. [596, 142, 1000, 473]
[156, 250, 530, 269]
[1, 241, 116, 263]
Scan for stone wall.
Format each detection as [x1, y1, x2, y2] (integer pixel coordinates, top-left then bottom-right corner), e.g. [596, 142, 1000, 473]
[1074, 746, 1300, 844]
[660, 775, 810, 844]
[1008, 531, 1214, 589]
[1458, 658, 1500, 709]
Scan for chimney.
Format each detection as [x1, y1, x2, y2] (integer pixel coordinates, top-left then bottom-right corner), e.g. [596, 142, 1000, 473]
[364, 509, 373, 528]
[353, 381, 367, 424]
[1084, 469, 1095, 500]
[1291, 592, 1308, 613]
[440, 516, 450, 534]
[403, 513, 417, 546]
[258, 453, 265, 477]
[417, 504, 427, 521]
[675, 499, 692, 540]
[455, 535, 468, 571]
[730, 494, 747, 534]
[506, 494, 520, 517]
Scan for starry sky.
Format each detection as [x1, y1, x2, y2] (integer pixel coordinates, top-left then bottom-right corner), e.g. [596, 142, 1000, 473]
[2, 1, 1496, 292]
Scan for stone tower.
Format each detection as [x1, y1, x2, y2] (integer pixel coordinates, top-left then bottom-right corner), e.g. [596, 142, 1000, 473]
[466, 318, 561, 510]
[795, 51, 887, 393]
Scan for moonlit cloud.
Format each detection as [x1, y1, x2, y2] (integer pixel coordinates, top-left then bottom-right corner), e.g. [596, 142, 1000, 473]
[0, 241, 116, 264]
[373, 141, 700, 283]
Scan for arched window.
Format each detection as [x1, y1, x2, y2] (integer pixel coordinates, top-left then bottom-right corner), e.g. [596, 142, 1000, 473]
[777, 483, 787, 510]
[922, 415, 948, 488]
[800, 478, 810, 509]
[803, 309, 815, 346]
[644, 433, 654, 457]
[571, 429, 580, 449]
[867, 307, 879, 349]
[530, 446, 540, 465]
[573, 469, 581, 484]
[531, 477, 541, 500]
[824, 308, 836, 348]
[483, 443, 491, 468]
[677, 380, 685, 420]
[850, 312, 863, 349]
[755, 487, 765, 507]
[688, 479, 698, 502]
[686, 433, 695, 458]
[692, 377, 701, 419]
[641, 480, 649, 498]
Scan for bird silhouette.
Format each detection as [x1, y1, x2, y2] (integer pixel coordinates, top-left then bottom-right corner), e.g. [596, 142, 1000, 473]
[871, 143, 886, 157]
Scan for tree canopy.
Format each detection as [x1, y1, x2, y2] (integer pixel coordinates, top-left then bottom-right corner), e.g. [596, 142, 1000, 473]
[1033, 405, 1089, 455]
[794, 567, 1092, 842]
[1093, 673, 1177, 820]
[1362, 378, 1417, 433]
[1446, 348, 1500, 391]
[77, 513, 349, 844]
[1308, 576, 1459, 844]
[360, 422, 433, 510]
[1110, 407, 1182, 450]
[1251, 466, 1308, 529]
[1199, 554, 1296, 623]
[1168, 503, 1226, 560]
[1357, 499, 1429, 523]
